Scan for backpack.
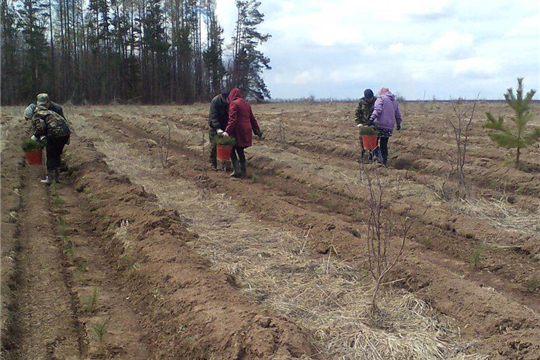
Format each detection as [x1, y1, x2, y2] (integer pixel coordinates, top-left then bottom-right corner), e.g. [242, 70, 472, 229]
[33, 107, 71, 139]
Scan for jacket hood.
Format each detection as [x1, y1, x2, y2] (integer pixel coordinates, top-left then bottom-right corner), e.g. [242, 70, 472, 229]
[227, 88, 243, 103]
[383, 92, 395, 101]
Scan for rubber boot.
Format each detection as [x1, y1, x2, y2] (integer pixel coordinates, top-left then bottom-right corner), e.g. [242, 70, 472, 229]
[240, 162, 247, 178]
[210, 158, 218, 172]
[41, 169, 54, 184]
[54, 168, 61, 183]
[230, 158, 241, 178]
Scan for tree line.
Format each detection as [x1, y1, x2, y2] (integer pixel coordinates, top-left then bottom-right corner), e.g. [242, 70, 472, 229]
[1, 0, 271, 105]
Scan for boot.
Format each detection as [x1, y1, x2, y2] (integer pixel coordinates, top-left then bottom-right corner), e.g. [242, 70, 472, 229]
[210, 157, 218, 172]
[54, 168, 61, 183]
[230, 158, 241, 178]
[41, 169, 54, 184]
[240, 162, 247, 178]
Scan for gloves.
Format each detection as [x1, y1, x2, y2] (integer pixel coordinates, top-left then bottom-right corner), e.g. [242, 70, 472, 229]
[40, 136, 46, 141]
[217, 129, 224, 136]
[397, 124, 401, 131]
[357, 123, 363, 128]
[256, 130, 264, 140]
[223, 132, 229, 137]
[31, 135, 38, 141]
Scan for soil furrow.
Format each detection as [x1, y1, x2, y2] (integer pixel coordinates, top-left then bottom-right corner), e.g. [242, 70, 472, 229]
[64, 132, 317, 359]
[84, 111, 540, 315]
[70, 114, 484, 359]
[9, 165, 82, 360]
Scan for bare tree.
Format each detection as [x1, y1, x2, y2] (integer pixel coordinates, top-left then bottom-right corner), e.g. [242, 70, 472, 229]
[361, 165, 414, 311]
[444, 98, 477, 194]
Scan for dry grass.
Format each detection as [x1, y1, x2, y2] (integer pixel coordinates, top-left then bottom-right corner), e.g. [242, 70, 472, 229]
[69, 114, 487, 360]
[456, 196, 540, 235]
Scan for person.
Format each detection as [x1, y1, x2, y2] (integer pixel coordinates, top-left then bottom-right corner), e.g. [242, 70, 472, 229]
[368, 87, 402, 167]
[30, 100, 71, 184]
[24, 94, 65, 121]
[222, 88, 263, 178]
[354, 89, 377, 160]
[208, 89, 230, 171]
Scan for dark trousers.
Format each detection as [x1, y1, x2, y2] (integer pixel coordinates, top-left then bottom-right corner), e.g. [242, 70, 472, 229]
[230, 146, 246, 165]
[209, 129, 218, 167]
[46, 136, 69, 170]
[378, 137, 389, 166]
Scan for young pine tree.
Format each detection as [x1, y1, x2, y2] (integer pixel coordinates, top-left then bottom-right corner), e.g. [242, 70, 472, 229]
[484, 78, 540, 167]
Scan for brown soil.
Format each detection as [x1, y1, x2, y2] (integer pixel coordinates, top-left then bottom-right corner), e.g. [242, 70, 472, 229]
[2, 102, 539, 360]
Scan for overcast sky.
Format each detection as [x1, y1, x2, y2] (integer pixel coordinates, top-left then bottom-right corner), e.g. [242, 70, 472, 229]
[216, 0, 540, 100]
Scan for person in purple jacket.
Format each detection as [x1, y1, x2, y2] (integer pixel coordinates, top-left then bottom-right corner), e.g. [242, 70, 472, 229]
[367, 87, 403, 167]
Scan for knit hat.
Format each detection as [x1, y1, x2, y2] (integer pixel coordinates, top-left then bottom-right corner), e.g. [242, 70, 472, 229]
[364, 89, 374, 99]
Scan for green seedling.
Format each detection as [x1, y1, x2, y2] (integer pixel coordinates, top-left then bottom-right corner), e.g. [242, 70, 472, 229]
[422, 238, 432, 249]
[86, 190, 94, 201]
[469, 244, 483, 270]
[249, 174, 258, 182]
[56, 216, 68, 237]
[92, 318, 109, 348]
[309, 192, 319, 199]
[79, 260, 90, 273]
[83, 288, 98, 313]
[50, 180, 58, 195]
[63, 242, 75, 260]
[526, 277, 539, 293]
[52, 191, 63, 206]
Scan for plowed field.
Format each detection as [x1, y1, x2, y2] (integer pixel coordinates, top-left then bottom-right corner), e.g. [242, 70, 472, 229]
[2, 101, 539, 359]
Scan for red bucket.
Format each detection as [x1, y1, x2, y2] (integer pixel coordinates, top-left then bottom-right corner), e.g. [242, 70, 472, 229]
[362, 135, 378, 150]
[216, 145, 233, 161]
[25, 148, 43, 165]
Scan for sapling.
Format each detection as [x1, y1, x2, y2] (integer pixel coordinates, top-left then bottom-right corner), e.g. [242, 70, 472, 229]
[484, 78, 540, 168]
[527, 277, 539, 293]
[469, 244, 483, 270]
[63, 242, 75, 260]
[79, 260, 90, 273]
[92, 318, 109, 350]
[214, 136, 236, 147]
[83, 288, 99, 313]
[20, 138, 46, 151]
[360, 164, 419, 311]
[359, 126, 378, 136]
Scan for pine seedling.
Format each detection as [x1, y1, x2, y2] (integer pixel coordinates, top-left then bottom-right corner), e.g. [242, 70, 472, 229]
[79, 260, 90, 273]
[56, 216, 68, 238]
[63, 242, 75, 260]
[484, 78, 540, 167]
[469, 244, 483, 270]
[92, 318, 109, 350]
[83, 288, 99, 313]
[527, 277, 539, 293]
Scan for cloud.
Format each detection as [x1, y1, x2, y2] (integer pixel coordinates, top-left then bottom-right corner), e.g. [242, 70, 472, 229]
[217, 0, 539, 99]
[431, 32, 474, 59]
[507, 14, 540, 38]
[389, 42, 404, 54]
[453, 58, 502, 78]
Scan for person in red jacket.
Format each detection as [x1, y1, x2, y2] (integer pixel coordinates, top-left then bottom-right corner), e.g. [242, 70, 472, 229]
[223, 88, 263, 178]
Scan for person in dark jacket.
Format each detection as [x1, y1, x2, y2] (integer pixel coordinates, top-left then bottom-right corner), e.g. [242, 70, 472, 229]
[222, 88, 263, 178]
[354, 89, 377, 159]
[31, 103, 71, 184]
[24, 94, 65, 121]
[367, 87, 403, 167]
[208, 90, 230, 171]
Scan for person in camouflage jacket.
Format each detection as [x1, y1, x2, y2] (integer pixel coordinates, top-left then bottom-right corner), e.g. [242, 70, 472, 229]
[31, 100, 71, 184]
[354, 89, 377, 159]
